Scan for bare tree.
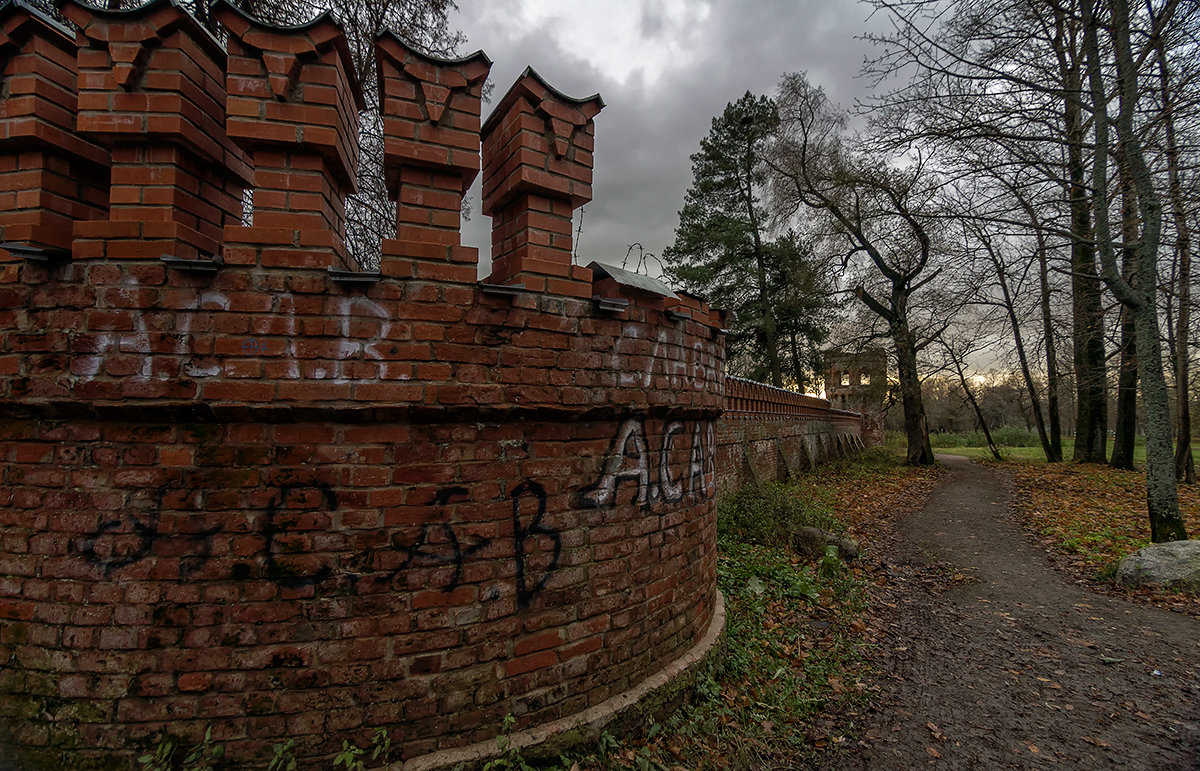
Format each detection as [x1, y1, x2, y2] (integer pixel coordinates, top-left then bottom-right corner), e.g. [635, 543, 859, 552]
[863, 0, 1112, 464]
[1145, 0, 1198, 483]
[769, 74, 951, 465]
[957, 207, 1062, 462]
[939, 332, 1004, 460]
[1081, 0, 1188, 540]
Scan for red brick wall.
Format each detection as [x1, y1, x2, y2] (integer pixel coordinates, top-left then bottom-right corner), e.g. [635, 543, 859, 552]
[0, 246, 725, 767]
[0, 3, 730, 768]
[716, 377, 867, 492]
[0, 412, 720, 766]
[0, 3, 867, 767]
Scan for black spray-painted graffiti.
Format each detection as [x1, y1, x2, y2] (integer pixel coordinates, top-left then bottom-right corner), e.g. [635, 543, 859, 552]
[71, 421, 711, 605]
[578, 419, 715, 510]
[510, 479, 561, 608]
[75, 479, 561, 608]
[261, 484, 495, 595]
[76, 487, 224, 577]
[262, 484, 338, 589]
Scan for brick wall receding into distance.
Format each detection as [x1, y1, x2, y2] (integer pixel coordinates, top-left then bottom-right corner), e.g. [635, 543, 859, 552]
[0, 1, 864, 768]
[717, 377, 867, 493]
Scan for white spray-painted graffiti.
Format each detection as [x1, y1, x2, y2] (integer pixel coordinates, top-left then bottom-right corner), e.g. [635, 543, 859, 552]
[614, 327, 720, 393]
[577, 419, 716, 509]
[72, 276, 406, 385]
[72, 276, 715, 391]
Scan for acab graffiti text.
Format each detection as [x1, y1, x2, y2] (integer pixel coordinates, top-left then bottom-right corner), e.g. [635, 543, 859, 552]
[577, 419, 716, 510]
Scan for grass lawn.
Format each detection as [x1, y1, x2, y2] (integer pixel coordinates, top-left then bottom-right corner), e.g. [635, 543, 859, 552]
[933, 436, 1200, 466]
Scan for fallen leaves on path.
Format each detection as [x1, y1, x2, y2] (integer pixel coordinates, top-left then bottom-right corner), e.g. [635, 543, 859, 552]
[1000, 460, 1200, 615]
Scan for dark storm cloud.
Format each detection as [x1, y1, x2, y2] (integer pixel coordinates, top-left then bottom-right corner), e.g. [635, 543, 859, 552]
[453, 0, 885, 276]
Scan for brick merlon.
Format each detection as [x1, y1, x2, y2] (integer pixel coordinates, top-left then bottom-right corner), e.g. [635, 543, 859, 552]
[375, 31, 490, 194]
[481, 65, 604, 137]
[59, 0, 227, 64]
[373, 30, 491, 102]
[212, 0, 365, 112]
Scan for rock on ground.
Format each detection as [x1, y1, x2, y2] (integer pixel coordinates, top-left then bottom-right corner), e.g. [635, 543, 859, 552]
[1117, 540, 1200, 592]
[792, 526, 859, 560]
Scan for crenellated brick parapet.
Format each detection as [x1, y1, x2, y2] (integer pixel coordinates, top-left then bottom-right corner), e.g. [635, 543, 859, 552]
[480, 68, 601, 297]
[62, 0, 251, 265]
[217, 0, 363, 270]
[0, 0, 107, 255]
[0, 4, 736, 768]
[725, 375, 837, 417]
[717, 377, 868, 492]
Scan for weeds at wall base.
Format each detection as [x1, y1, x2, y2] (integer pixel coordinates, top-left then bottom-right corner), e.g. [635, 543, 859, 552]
[545, 473, 875, 771]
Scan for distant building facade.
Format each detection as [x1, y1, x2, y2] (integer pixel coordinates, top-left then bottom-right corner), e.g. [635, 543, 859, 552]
[825, 347, 888, 446]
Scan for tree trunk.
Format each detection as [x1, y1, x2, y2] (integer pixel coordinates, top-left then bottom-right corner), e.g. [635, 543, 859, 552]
[743, 147, 783, 388]
[1137, 299, 1187, 540]
[1112, 309, 1138, 469]
[1150, 11, 1196, 483]
[894, 325, 934, 465]
[1037, 245, 1064, 461]
[1174, 235, 1194, 483]
[788, 333, 807, 392]
[988, 246, 1054, 461]
[754, 259, 783, 388]
[1065, 45, 1108, 464]
[1111, 157, 1138, 470]
[1083, 0, 1186, 541]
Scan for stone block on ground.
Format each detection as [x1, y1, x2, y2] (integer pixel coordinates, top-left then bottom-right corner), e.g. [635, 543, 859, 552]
[791, 526, 859, 561]
[1115, 540, 1200, 591]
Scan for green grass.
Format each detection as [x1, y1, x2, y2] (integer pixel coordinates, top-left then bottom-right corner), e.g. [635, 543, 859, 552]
[548, 457, 901, 771]
[924, 431, 1200, 466]
[716, 479, 845, 544]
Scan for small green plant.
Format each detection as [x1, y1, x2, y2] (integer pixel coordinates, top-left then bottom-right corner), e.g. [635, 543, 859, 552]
[695, 671, 721, 702]
[596, 729, 620, 765]
[819, 544, 843, 578]
[368, 728, 391, 765]
[267, 739, 297, 771]
[137, 737, 176, 771]
[481, 715, 535, 771]
[332, 740, 365, 771]
[181, 727, 224, 771]
[139, 726, 224, 771]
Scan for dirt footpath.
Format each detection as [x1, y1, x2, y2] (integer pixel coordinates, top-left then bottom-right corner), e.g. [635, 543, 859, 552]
[834, 455, 1200, 769]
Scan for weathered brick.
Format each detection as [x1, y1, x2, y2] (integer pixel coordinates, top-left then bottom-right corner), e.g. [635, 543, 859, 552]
[0, 6, 872, 768]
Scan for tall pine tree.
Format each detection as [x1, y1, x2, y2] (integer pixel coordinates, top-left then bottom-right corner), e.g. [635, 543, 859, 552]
[665, 93, 834, 389]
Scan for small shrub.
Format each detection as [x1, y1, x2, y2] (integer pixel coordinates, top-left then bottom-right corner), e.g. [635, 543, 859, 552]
[929, 427, 1041, 448]
[267, 739, 297, 771]
[717, 481, 842, 545]
[332, 729, 391, 771]
[481, 715, 536, 771]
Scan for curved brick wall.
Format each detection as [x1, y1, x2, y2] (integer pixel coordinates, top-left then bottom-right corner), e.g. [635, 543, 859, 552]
[0, 1, 727, 767]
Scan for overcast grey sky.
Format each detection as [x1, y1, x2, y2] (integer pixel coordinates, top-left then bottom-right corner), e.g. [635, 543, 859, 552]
[449, 0, 887, 277]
